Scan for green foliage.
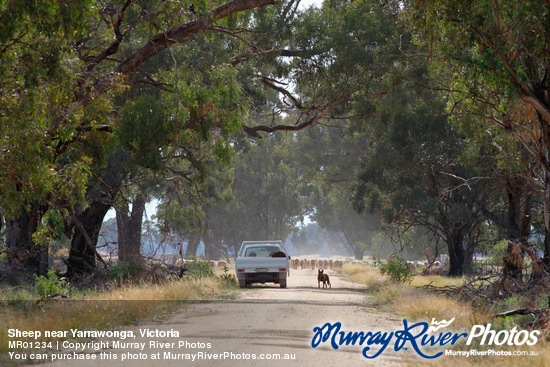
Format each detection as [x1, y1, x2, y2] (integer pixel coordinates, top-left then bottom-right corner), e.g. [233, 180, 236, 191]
[5, 0, 532, 284]
[406, 0, 550, 186]
[407, 0, 549, 94]
[230, 132, 309, 241]
[219, 265, 238, 287]
[375, 252, 413, 284]
[0, 1, 96, 219]
[33, 269, 68, 298]
[491, 240, 508, 266]
[107, 261, 142, 282]
[32, 209, 69, 245]
[187, 258, 214, 278]
[116, 95, 170, 170]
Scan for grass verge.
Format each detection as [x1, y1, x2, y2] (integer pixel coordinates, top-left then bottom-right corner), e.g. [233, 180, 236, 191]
[0, 276, 237, 364]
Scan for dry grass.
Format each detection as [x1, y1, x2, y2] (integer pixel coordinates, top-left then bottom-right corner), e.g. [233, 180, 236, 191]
[411, 274, 466, 288]
[0, 277, 233, 356]
[340, 264, 549, 365]
[338, 263, 489, 327]
[393, 291, 490, 329]
[338, 263, 389, 290]
[91, 277, 224, 300]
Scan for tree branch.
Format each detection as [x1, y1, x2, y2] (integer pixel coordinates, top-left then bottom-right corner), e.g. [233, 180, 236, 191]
[75, 0, 278, 107]
[74, 0, 134, 97]
[243, 65, 372, 137]
[439, 171, 522, 238]
[260, 75, 303, 109]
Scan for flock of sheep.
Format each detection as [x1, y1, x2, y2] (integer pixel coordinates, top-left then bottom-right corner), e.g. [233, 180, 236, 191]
[169, 256, 354, 270]
[154, 253, 451, 273]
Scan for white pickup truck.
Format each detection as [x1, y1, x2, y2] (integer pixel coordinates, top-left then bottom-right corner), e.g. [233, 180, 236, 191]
[235, 241, 289, 288]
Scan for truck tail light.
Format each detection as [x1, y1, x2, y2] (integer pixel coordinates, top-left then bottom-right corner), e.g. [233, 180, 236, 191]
[279, 268, 286, 272]
[237, 269, 244, 272]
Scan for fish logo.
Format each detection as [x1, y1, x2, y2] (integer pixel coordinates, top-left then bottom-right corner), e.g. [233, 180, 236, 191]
[427, 318, 455, 333]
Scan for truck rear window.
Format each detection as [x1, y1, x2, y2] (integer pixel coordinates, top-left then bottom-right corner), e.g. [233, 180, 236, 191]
[245, 246, 280, 257]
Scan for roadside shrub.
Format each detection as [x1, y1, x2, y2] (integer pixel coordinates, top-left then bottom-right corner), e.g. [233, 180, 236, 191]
[219, 265, 237, 287]
[373, 284, 403, 305]
[107, 261, 142, 282]
[187, 258, 214, 278]
[375, 252, 413, 284]
[34, 269, 68, 297]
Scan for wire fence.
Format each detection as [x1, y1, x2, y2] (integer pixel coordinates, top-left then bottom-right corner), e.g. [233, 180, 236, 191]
[472, 258, 534, 278]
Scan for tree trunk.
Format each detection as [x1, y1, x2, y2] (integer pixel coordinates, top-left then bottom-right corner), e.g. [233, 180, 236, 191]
[67, 149, 129, 277]
[447, 229, 472, 276]
[201, 203, 223, 260]
[67, 201, 111, 277]
[447, 237, 463, 276]
[463, 234, 475, 271]
[4, 205, 47, 281]
[116, 194, 145, 265]
[544, 170, 550, 273]
[185, 232, 201, 257]
[502, 176, 530, 281]
[353, 246, 365, 261]
[545, 229, 550, 272]
[203, 226, 223, 260]
[342, 231, 364, 260]
[213, 226, 225, 260]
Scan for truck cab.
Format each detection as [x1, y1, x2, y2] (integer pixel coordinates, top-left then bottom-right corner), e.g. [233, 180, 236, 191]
[235, 241, 289, 288]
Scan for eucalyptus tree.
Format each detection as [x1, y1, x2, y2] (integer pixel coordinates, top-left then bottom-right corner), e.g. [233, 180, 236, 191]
[154, 147, 235, 260]
[142, 0, 408, 260]
[406, 0, 550, 272]
[351, 86, 494, 275]
[288, 124, 382, 260]
[155, 131, 310, 259]
[0, 0, 318, 278]
[232, 132, 309, 241]
[1, 0, 95, 278]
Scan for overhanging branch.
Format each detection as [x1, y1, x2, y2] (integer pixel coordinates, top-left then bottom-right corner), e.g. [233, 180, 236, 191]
[75, 0, 278, 107]
[260, 75, 303, 109]
[243, 114, 319, 138]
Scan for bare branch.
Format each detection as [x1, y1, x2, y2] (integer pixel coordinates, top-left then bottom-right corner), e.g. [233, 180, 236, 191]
[260, 75, 303, 109]
[228, 48, 308, 65]
[74, 0, 134, 96]
[243, 66, 381, 137]
[493, 307, 548, 319]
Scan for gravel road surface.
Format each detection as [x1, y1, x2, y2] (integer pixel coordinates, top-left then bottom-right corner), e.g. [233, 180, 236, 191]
[44, 268, 412, 367]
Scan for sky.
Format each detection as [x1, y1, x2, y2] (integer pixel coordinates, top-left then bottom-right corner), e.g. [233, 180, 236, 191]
[300, 0, 323, 8]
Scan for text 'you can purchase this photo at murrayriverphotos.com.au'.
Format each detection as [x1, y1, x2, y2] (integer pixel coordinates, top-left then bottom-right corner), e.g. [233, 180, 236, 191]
[6, 328, 297, 363]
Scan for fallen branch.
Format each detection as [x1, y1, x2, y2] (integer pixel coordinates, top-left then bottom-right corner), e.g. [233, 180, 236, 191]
[417, 273, 500, 306]
[35, 293, 70, 305]
[492, 307, 548, 319]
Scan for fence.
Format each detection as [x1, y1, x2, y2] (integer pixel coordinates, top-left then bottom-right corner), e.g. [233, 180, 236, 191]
[472, 258, 534, 278]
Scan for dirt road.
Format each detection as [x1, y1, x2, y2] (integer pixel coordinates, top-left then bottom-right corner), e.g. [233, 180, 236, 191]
[44, 269, 411, 366]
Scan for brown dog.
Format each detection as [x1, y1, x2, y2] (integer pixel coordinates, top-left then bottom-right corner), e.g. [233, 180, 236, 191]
[317, 269, 331, 289]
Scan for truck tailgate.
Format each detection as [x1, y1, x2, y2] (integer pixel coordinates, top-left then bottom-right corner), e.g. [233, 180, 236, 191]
[235, 258, 288, 272]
